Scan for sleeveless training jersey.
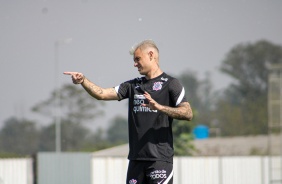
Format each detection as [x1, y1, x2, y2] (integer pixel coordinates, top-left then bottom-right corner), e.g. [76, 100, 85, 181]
[114, 72, 187, 163]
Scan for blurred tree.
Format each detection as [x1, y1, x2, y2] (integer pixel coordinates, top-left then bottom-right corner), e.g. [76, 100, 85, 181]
[178, 71, 202, 110]
[173, 120, 196, 156]
[61, 121, 91, 151]
[178, 71, 216, 127]
[33, 84, 106, 151]
[216, 40, 282, 136]
[32, 84, 104, 123]
[81, 128, 113, 152]
[0, 117, 39, 155]
[172, 71, 216, 155]
[38, 123, 55, 151]
[212, 100, 244, 136]
[38, 120, 92, 151]
[221, 40, 282, 102]
[106, 115, 128, 144]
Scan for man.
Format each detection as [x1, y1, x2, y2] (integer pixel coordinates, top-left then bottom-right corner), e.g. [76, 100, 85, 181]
[64, 40, 193, 184]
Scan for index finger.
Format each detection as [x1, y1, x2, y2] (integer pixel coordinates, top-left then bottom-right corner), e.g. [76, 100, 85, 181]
[63, 71, 77, 75]
[144, 91, 150, 96]
[143, 91, 151, 98]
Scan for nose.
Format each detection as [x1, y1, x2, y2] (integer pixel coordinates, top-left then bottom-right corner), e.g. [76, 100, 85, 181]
[134, 62, 138, 67]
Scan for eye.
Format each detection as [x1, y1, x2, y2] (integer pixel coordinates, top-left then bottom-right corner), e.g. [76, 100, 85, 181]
[134, 57, 140, 62]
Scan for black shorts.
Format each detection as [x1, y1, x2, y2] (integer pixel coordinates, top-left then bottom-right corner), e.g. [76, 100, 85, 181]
[126, 160, 173, 184]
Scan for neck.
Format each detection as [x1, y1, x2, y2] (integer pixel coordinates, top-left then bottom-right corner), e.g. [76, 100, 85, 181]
[145, 66, 163, 79]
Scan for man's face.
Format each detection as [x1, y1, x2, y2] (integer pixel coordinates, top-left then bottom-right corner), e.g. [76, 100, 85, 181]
[133, 48, 151, 75]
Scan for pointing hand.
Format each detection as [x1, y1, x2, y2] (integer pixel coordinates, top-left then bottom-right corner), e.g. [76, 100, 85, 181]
[63, 71, 85, 84]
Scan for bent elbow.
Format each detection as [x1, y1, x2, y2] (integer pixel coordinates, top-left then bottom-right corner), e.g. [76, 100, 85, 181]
[178, 113, 193, 121]
[186, 112, 193, 121]
[187, 115, 193, 121]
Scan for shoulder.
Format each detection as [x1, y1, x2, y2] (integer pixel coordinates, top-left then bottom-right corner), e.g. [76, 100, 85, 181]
[120, 76, 144, 84]
[162, 73, 182, 86]
[118, 77, 146, 91]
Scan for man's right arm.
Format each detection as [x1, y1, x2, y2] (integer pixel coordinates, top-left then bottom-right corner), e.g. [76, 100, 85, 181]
[64, 71, 119, 101]
[81, 77, 119, 101]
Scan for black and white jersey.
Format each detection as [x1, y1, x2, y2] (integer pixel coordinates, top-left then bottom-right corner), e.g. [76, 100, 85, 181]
[114, 72, 187, 163]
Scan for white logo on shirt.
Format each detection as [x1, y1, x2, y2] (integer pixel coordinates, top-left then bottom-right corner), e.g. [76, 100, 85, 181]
[133, 94, 157, 113]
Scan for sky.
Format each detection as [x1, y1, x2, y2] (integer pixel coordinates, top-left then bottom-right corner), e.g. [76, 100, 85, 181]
[1, 0, 282, 130]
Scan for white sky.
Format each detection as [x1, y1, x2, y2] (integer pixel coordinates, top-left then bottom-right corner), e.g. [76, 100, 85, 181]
[1, 0, 282, 130]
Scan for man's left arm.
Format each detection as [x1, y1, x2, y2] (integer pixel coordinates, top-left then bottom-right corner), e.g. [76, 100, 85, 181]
[160, 101, 193, 121]
[142, 91, 193, 121]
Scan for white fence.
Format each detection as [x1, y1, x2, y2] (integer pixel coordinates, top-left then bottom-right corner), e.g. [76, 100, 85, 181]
[37, 153, 91, 184]
[174, 157, 267, 184]
[91, 156, 280, 184]
[1, 155, 281, 184]
[0, 158, 33, 184]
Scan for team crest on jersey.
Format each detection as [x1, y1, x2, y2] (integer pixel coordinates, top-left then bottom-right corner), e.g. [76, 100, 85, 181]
[129, 179, 137, 184]
[153, 82, 163, 91]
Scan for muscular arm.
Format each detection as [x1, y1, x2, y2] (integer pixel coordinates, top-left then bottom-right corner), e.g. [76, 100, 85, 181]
[81, 78, 119, 100]
[160, 102, 193, 121]
[64, 71, 119, 101]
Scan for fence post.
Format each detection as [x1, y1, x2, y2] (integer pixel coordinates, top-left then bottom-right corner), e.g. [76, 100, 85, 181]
[218, 156, 223, 184]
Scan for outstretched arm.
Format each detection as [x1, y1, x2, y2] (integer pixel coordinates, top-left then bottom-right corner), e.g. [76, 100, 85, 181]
[64, 72, 119, 101]
[141, 91, 193, 121]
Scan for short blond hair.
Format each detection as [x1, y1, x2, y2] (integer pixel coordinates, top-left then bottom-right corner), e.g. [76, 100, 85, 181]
[129, 39, 159, 55]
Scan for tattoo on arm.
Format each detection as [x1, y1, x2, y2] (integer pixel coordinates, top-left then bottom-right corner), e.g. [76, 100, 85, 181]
[81, 78, 104, 99]
[81, 78, 118, 100]
[90, 84, 103, 95]
[161, 102, 193, 121]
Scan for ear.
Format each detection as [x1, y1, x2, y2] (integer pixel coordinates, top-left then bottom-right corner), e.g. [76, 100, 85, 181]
[148, 51, 154, 60]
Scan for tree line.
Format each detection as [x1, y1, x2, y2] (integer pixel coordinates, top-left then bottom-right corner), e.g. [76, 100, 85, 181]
[0, 40, 281, 157]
